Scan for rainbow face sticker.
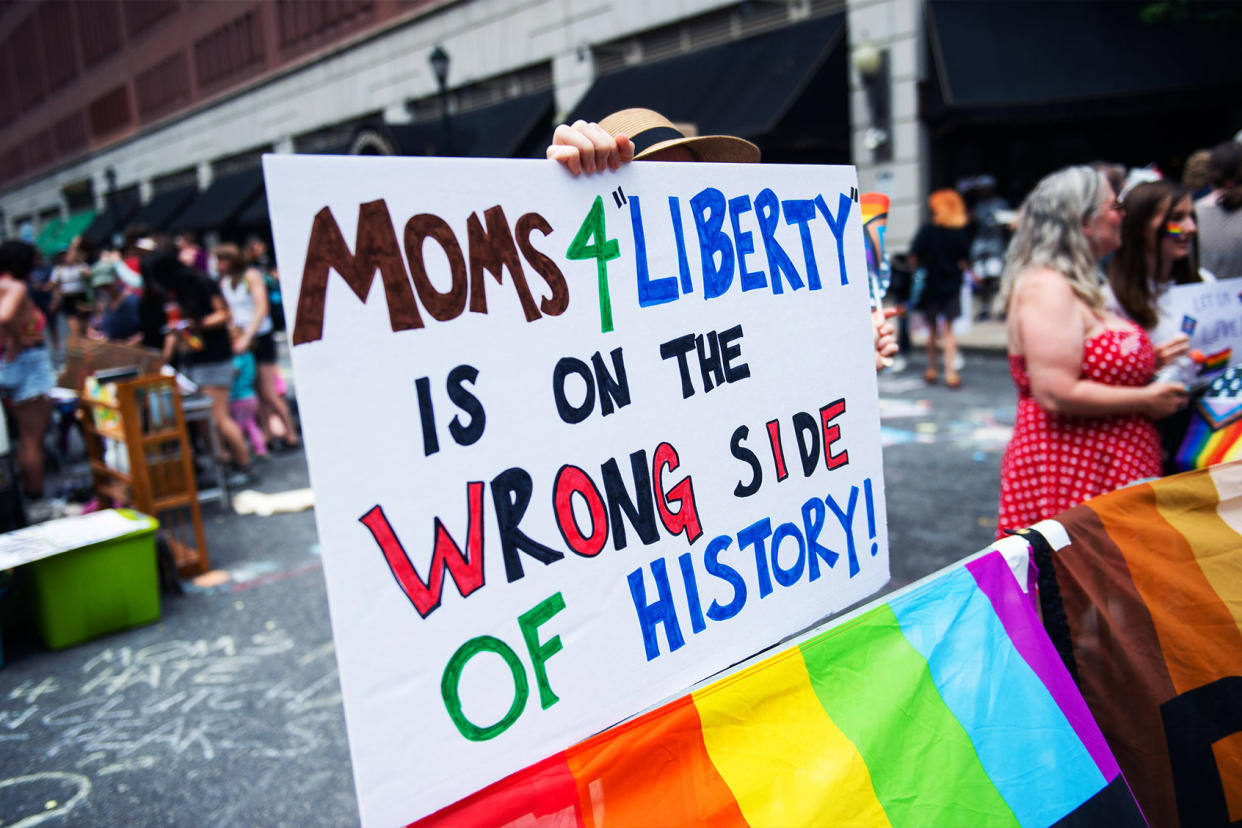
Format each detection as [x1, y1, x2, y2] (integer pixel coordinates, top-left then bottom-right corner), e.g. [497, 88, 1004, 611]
[1164, 221, 1193, 237]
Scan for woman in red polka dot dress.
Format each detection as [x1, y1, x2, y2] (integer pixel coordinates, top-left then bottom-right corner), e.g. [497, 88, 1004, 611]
[996, 166, 1189, 539]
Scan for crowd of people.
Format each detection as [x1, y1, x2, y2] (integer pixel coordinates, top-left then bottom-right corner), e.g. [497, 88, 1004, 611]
[994, 140, 1242, 536]
[0, 108, 1239, 542]
[0, 228, 298, 521]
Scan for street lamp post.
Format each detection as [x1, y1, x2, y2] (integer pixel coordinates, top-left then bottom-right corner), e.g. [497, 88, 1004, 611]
[104, 166, 118, 247]
[429, 45, 452, 156]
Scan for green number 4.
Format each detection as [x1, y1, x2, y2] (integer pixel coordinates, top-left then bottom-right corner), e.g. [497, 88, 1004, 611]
[566, 195, 621, 333]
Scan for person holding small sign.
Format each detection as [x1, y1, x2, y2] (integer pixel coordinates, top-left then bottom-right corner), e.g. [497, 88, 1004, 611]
[547, 109, 899, 370]
[1106, 180, 1213, 472]
[1107, 180, 1210, 344]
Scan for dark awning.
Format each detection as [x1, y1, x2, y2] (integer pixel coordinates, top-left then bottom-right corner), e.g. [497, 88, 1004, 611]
[81, 190, 140, 246]
[925, 0, 1242, 124]
[236, 190, 268, 229]
[388, 88, 555, 158]
[169, 167, 264, 233]
[565, 13, 845, 142]
[128, 184, 198, 232]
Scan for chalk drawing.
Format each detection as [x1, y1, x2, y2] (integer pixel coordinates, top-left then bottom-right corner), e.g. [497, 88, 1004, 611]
[0, 771, 91, 827]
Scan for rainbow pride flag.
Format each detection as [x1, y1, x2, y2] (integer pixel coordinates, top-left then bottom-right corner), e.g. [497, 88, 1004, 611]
[1176, 415, 1242, 470]
[1036, 460, 1242, 827]
[415, 552, 1140, 827]
[1195, 346, 1232, 375]
[1175, 367, 1242, 470]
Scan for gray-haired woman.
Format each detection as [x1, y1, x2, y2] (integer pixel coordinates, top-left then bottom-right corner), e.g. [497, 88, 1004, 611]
[995, 166, 1187, 538]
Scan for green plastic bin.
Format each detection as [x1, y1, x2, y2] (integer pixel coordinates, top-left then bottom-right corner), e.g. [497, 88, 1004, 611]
[21, 509, 161, 650]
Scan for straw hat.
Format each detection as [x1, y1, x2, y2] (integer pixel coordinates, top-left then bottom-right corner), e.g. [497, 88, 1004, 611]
[598, 108, 760, 164]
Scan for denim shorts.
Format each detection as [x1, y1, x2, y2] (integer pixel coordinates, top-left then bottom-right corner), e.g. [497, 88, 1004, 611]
[0, 346, 56, 403]
[186, 359, 234, 389]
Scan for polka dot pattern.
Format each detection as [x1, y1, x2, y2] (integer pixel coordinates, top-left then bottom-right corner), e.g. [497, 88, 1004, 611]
[996, 324, 1161, 538]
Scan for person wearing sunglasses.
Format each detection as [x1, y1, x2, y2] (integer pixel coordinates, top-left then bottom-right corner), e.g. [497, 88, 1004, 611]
[995, 166, 1186, 538]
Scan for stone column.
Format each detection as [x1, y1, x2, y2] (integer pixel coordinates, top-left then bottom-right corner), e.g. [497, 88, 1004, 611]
[848, 0, 927, 252]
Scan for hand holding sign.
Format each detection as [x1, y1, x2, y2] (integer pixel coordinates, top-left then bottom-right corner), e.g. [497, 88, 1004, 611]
[551, 110, 900, 371]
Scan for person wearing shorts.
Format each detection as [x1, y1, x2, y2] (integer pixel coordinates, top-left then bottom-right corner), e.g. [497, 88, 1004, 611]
[50, 244, 92, 337]
[215, 243, 299, 449]
[143, 248, 254, 479]
[0, 241, 56, 502]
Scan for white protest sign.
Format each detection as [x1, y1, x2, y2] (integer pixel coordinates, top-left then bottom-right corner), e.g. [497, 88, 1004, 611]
[1153, 277, 1242, 385]
[264, 154, 888, 825]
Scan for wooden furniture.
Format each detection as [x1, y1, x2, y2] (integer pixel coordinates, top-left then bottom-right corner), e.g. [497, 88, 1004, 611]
[77, 374, 210, 576]
[58, 335, 165, 392]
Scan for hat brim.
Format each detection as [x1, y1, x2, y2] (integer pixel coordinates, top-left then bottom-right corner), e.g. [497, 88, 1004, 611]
[635, 134, 760, 164]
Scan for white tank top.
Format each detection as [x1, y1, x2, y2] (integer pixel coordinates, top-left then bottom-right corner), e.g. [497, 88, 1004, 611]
[221, 272, 273, 336]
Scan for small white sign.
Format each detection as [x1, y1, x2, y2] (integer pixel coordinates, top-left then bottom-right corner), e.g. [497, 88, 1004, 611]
[1153, 277, 1242, 387]
[265, 154, 889, 825]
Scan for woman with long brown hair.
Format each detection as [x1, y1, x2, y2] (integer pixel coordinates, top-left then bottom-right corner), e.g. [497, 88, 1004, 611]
[908, 189, 971, 388]
[1107, 180, 1205, 339]
[1107, 180, 1209, 472]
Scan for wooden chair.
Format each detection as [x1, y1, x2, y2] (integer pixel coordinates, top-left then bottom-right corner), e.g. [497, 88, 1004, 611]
[78, 374, 210, 576]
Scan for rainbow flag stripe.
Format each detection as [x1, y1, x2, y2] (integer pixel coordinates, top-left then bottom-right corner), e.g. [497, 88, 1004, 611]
[1041, 461, 1242, 827]
[415, 552, 1139, 827]
[1176, 416, 1242, 470]
[1198, 347, 1232, 375]
[859, 192, 889, 224]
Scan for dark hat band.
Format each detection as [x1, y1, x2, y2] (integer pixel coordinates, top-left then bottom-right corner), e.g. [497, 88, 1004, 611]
[630, 126, 686, 156]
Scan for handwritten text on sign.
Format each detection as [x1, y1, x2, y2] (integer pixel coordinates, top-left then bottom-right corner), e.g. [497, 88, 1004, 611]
[264, 155, 888, 825]
[1153, 278, 1242, 382]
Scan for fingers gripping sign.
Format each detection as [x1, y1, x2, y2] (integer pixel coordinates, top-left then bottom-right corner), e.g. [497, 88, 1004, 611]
[547, 121, 635, 176]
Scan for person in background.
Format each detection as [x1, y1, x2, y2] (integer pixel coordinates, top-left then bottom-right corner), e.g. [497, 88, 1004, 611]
[546, 110, 899, 370]
[1107, 180, 1211, 473]
[143, 248, 254, 483]
[1091, 161, 1127, 202]
[229, 326, 268, 461]
[908, 189, 971, 388]
[995, 166, 1187, 538]
[245, 236, 284, 332]
[137, 245, 170, 353]
[122, 226, 152, 275]
[50, 240, 92, 338]
[175, 231, 210, 273]
[1107, 180, 1209, 335]
[1196, 140, 1242, 279]
[88, 260, 143, 344]
[27, 249, 58, 356]
[0, 241, 56, 508]
[964, 175, 1011, 321]
[1182, 149, 1215, 201]
[215, 243, 299, 450]
[96, 243, 143, 291]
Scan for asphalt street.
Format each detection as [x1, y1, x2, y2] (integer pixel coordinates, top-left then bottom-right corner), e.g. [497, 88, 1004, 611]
[0, 350, 1015, 827]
